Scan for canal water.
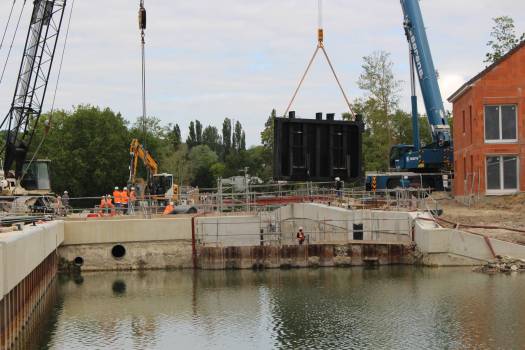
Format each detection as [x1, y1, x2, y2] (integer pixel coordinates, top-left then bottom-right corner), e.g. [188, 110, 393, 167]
[19, 267, 525, 350]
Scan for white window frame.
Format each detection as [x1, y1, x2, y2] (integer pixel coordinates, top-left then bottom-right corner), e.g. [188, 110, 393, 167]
[484, 104, 518, 144]
[485, 155, 520, 195]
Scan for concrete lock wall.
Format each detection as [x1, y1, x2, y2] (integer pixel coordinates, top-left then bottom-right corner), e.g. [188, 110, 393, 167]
[277, 203, 413, 244]
[64, 217, 192, 245]
[196, 204, 415, 247]
[0, 221, 64, 298]
[196, 215, 265, 247]
[60, 218, 193, 271]
[414, 219, 525, 265]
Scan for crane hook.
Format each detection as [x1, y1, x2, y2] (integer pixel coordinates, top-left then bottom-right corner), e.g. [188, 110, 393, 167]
[139, 0, 146, 31]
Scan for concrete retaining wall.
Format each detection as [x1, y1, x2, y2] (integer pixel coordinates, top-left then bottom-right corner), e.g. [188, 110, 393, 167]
[60, 218, 193, 271]
[195, 215, 265, 247]
[0, 221, 63, 350]
[277, 203, 414, 244]
[64, 217, 191, 245]
[414, 219, 525, 266]
[0, 221, 64, 298]
[59, 241, 193, 271]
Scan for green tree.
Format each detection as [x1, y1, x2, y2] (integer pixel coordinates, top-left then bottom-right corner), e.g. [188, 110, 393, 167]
[350, 99, 390, 171]
[233, 121, 244, 152]
[222, 118, 232, 157]
[210, 162, 226, 180]
[485, 16, 525, 64]
[165, 123, 182, 150]
[357, 51, 401, 168]
[35, 105, 130, 197]
[188, 145, 219, 188]
[260, 108, 276, 179]
[202, 126, 221, 155]
[240, 131, 246, 151]
[187, 121, 196, 148]
[195, 120, 203, 145]
[162, 143, 190, 186]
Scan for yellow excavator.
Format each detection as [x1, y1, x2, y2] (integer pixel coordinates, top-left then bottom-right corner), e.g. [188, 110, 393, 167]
[129, 139, 178, 202]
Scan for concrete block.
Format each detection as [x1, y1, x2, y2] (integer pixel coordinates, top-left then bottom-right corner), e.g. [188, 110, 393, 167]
[0, 221, 64, 296]
[0, 242, 4, 297]
[447, 230, 493, 261]
[489, 239, 525, 260]
[63, 218, 192, 245]
[196, 215, 261, 246]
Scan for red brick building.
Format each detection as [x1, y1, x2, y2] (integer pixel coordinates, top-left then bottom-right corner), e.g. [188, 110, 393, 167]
[448, 42, 525, 196]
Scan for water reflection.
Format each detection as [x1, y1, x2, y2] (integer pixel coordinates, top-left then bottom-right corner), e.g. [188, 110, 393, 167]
[112, 279, 127, 296]
[20, 268, 525, 350]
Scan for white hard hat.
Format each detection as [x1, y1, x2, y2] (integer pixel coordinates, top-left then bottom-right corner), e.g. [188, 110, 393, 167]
[299, 227, 304, 231]
[131, 187, 135, 190]
[64, 190, 68, 194]
[335, 177, 341, 181]
[115, 186, 119, 190]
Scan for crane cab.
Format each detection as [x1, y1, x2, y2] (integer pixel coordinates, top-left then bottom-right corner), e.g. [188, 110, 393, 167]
[20, 160, 52, 193]
[151, 173, 179, 202]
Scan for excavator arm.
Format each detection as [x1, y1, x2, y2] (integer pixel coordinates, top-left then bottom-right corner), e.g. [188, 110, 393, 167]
[129, 138, 158, 185]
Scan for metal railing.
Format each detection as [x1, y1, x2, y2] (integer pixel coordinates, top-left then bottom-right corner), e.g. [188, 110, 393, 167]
[195, 214, 414, 248]
[0, 184, 442, 221]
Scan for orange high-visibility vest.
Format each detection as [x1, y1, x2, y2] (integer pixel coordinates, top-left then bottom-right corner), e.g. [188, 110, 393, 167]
[113, 190, 121, 204]
[121, 190, 129, 204]
[163, 204, 174, 215]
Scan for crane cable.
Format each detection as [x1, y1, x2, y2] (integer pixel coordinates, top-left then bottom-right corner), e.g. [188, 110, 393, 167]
[18, 0, 76, 187]
[139, 0, 147, 149]
[283, 0, 355, 119]
[0, 0, 27, 87]
[0, 0, 17, 54]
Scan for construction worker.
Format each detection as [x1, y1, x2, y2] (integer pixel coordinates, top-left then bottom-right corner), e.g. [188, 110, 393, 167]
[163, 201, 174, 215]
[335, 177, 343, 198]
[296, 227, 306, 245]
[105, 194, 115, 216]
[62, 190, 70, 213]
[129, 187, 137, 215]
[113, 186, 121, 213]
[121, 187, 129, 215]
[55, 195, 64, 216]
[98, 196, 107, 216]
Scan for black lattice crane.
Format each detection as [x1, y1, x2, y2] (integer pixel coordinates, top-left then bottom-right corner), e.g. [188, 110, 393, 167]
[1, 0, 67, 180]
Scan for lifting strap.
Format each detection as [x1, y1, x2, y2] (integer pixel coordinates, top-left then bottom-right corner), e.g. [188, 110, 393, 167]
[283, 0, 355, 119]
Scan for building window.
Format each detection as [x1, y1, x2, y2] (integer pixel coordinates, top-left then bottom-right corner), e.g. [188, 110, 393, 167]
[486, 155, 519, 194]
[484, 105, 517, 143]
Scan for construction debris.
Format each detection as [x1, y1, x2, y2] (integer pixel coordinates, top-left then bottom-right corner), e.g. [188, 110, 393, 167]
[474, 256, 525, 274]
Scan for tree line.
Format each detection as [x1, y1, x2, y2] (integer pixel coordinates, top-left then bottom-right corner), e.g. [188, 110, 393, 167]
[26, 108, 274, 198]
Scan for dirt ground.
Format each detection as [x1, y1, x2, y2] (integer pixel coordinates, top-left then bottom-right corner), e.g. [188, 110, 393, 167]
[435, 193, 525, 244]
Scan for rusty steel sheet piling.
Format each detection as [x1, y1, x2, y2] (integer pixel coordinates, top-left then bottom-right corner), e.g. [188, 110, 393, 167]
[0, 253, 58, 350]
[196, 243, 414, 270]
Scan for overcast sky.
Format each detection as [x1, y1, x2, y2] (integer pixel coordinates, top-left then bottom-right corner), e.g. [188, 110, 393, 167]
[1, 0, 524, 146]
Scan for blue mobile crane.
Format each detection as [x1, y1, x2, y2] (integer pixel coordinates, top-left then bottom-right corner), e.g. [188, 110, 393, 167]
[366, 0, 453, 191]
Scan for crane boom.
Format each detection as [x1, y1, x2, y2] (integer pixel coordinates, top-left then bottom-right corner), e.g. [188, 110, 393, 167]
[129, 138, 158, 185]
[2, 0, 67, 179]
[401, 0, 451, 145]
[366, 0, 454, 191]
